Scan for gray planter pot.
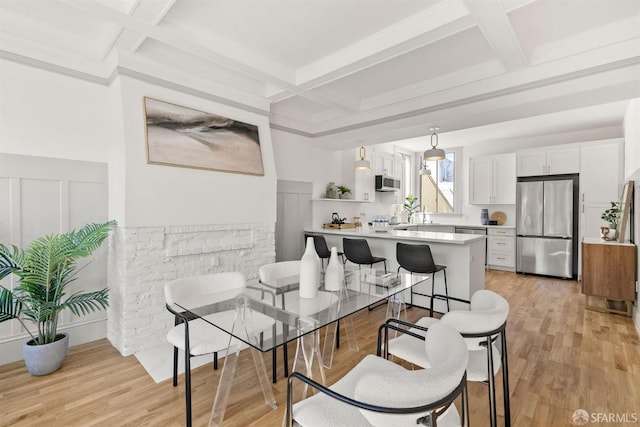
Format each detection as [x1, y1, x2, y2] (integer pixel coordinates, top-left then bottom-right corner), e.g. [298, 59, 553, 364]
[23, 332, 69, 376]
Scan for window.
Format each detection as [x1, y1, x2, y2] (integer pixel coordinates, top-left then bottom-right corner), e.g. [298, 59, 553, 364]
[419, 148, 460, 213]
[402, 154, 412, 199]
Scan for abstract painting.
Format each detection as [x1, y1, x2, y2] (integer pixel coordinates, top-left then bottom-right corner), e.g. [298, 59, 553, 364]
[143, 97, 264, 176]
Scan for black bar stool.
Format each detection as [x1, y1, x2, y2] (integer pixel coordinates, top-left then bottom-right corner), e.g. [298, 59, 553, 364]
[342, 238, 387, 272]
[304, 233, 344, 269]
[396, 242, 449, 316]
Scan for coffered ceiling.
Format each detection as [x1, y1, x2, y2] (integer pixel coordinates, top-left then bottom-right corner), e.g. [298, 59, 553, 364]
[1, 0, 639, 151]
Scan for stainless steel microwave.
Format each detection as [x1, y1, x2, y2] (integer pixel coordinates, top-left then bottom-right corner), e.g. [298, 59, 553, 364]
[375, 175, 400, 192]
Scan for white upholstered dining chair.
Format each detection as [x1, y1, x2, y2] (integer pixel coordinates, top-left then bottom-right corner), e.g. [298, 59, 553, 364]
[285, 322, 469, 427]
[380, 289, 511, 427]
[164, 272, 256, 427]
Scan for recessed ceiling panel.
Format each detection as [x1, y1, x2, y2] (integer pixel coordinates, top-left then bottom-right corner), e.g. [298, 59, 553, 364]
[136, 39, 267, 95]
[509, 0, 640, 55]
[322, 27, 495, 100]
[0, 0, 121, 60]
[161, 0, 439, 69]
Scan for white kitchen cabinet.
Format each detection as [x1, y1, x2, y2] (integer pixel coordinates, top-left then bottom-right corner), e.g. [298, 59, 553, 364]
[577, 138, 623, 279]
[580, 140, 622, 204]
[579, 139, 623, 239]
[516, 146, 580, 176]
[469, 153, 516, 204]
[374, 152, 392, 177]
[487, 227, 515, 271]
[342, 148, 375, 202]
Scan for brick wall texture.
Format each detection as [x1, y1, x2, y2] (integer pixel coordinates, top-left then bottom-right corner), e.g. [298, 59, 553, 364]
[107, 223, 275, 355]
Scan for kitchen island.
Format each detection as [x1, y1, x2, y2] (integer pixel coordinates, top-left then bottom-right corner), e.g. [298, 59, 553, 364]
[306, 228, 486, 312]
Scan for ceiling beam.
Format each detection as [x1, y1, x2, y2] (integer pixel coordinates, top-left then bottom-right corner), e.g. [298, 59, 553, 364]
[462, 0, 528, 70]
[114, 0, 177, 53]
[268, 0, 476, 102]
[60, 0, 360, 112]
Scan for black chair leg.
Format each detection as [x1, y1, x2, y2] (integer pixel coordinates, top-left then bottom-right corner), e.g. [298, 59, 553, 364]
[502, 331, 511, 427]
[486, 337, 497, 427]
[272, 348, 277, 383]
[214, 352, 218, 370]
[185, 353, 192, 427]
[172, 346, 179, 386]
[443, 269, 450, 313]
[429, 272, 436, 317]
[283, 343, 289, 377]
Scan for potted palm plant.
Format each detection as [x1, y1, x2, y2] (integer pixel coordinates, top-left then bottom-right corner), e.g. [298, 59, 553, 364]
[0, 220, 116, 375]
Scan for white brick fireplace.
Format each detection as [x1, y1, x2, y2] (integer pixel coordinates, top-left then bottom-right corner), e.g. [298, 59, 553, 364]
[107, 223, 275, 356]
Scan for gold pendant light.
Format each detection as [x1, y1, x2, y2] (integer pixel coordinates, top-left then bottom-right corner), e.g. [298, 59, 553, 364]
[354, 146, 371, 170]
[423, 127, 445, 161]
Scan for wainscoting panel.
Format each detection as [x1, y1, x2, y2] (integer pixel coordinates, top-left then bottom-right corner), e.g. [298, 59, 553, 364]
[0, 154, 108, 363]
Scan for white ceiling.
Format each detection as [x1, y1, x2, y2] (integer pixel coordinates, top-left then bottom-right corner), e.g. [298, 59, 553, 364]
[1, 0, 639, 152]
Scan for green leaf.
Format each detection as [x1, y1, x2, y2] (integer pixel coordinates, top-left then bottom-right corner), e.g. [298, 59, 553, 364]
[0, 287, 22, 322]
[0, 220, 116, 342]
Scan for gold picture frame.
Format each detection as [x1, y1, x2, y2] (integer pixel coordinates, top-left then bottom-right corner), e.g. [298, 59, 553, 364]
[143, 97, 264, 176]
[617, 180, 634, 243]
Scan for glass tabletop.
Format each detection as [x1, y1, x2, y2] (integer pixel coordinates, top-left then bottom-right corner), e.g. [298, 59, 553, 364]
[173, 268, 430, 353]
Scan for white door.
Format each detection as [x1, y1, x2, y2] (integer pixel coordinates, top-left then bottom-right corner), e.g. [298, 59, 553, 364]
[276, 180, 312, 262]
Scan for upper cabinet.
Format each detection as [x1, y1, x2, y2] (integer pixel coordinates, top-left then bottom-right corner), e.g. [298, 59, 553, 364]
[373, 152, 398, 178]
[374, 151, 401, 178]
[469, 153, 516, 204]
[580, 140, 623, 203]
[516, 146, 580, 176]
[579, 139, 623, 240]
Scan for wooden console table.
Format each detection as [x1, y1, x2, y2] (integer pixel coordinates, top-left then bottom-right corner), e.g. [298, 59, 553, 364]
[582, 238, 637, 316]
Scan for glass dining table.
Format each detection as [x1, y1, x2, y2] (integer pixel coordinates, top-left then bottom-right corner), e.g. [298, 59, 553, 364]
[173, 267, 430, 427]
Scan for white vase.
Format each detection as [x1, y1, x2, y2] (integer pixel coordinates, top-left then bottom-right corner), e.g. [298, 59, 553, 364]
[324, 247, 344, 292]
[300, 237, 320, 298]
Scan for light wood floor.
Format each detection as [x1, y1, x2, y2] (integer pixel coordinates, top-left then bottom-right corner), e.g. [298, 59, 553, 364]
[1, 270, 638, 427]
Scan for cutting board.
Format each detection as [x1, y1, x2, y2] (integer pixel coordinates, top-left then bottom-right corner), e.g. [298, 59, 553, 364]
[323, 223, 356, 229]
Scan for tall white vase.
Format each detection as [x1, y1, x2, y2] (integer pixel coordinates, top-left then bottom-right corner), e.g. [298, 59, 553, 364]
[324, 247, 344, 292]
[300, 237, 320, 298]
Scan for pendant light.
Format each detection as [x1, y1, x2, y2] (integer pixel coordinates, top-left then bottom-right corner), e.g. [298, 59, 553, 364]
[419, 161, 432, 175]
[354, 146, 371, 170]
[423, 127, 445, 161]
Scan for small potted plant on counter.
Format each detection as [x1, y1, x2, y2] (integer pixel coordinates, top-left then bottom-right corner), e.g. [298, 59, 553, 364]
[601, 201, 621, 229]
[403, 194, 419, 223]
[337, 185, 351, 199]
[0, 220, 116, 375]
[600, 201, 621, 240]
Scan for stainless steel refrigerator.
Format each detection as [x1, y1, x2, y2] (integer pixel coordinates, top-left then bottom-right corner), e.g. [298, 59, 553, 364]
[516, 175, 578, 278]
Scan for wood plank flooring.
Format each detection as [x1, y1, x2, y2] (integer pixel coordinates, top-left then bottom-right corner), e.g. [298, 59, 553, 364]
[1, 270, 638, 426]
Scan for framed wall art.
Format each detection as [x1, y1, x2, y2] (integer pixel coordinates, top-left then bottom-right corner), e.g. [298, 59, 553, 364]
[143, 97, 264, 176]
[617, 180, 634, 243]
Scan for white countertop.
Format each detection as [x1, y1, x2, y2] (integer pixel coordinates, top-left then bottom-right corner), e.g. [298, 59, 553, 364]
[583, 237, 635, 247]
[307, 228, 486, 245]
[397, 223, 515, 230]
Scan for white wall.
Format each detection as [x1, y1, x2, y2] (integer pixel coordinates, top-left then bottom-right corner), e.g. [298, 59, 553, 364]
[0, 59, 113, 162]
[271, 128, 341, 193]
[116, 77, 276, 227]
[0, 59, 280, 360]
[623, 99, 640, 333]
